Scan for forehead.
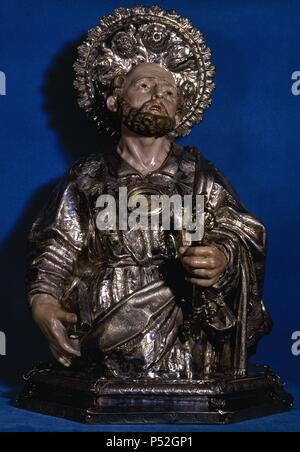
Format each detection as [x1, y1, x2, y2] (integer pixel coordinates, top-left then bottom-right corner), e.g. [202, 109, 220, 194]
[125, 64, 176, 87]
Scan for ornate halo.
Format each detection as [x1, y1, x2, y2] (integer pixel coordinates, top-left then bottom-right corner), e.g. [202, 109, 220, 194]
[74, 5, 215, 138]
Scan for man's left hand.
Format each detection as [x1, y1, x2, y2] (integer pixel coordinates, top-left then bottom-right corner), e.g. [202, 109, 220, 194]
[179, 245, 228, 288]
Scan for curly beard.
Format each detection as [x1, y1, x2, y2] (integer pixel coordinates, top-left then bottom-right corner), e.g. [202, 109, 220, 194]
[117, 97, 176, 138]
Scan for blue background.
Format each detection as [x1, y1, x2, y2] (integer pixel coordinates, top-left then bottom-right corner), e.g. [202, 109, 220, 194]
[0, 0, 299, 432]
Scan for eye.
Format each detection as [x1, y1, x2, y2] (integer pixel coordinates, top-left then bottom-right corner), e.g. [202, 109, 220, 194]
[166, 90, 176, 99]
[139, 82, 149, 89]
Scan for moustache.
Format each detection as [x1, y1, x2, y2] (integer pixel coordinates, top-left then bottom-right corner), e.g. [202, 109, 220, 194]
[140, 100, 168, 116]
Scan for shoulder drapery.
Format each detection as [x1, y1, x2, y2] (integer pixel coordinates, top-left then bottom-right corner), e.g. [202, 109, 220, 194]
[26, 155, 105, 305]
[194, 151, 273, 374]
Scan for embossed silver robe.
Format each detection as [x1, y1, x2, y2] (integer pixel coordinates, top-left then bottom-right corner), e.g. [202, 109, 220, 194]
[27, 144, 272, 378]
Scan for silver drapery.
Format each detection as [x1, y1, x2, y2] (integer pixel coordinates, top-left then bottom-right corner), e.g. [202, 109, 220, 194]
[27, 144, 272, 378]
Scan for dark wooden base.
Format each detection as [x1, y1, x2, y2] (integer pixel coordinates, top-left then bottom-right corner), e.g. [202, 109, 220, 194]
[16, 364, 293, 425]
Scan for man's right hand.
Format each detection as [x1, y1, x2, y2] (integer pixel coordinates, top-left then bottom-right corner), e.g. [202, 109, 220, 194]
[30, 294, 81, 367]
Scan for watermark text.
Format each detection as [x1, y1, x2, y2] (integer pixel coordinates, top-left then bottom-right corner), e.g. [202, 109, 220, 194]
[0, 331, 6, 356]
[291, 71, 300, 96]
[95, 189, 205, 243]
[0, 71, 6, 96]
[291, 331, 300, 356]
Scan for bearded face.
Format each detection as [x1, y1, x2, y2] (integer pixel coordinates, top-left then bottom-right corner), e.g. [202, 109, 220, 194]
[107, 64, 180, 138]
[117, 96, 177, 138]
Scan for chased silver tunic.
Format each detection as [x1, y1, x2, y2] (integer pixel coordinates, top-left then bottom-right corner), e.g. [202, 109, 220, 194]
[27, 144, 272, 378]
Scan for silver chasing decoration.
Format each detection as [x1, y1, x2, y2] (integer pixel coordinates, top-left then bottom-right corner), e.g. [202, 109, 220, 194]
[74, 5, 215, 137]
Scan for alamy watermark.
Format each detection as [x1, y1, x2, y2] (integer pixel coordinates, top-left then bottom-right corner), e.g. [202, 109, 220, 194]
[291, 331, 300, 356]
[95, 189, 205, 243]
[291, 71, 300, 96]
[0, 331, 6, 356]
[0, 70, 6, 352]
[0, 71, 6, 96]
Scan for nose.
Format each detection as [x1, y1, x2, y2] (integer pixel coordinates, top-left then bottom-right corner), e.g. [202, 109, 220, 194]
[151, 84, 164, 99]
